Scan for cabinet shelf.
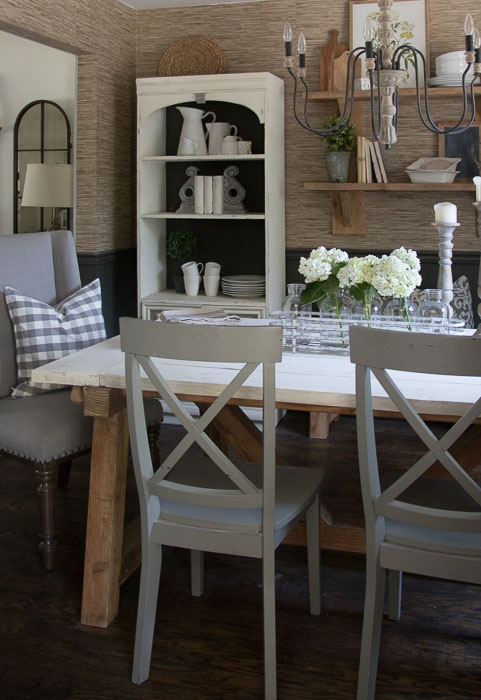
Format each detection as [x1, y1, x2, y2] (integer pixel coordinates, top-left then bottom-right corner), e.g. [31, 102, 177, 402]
[141, 212, 265, 219]
[141, 154, 265, 162]
[141, 290, 267, 319]
[308, 86, 481, 102]
[304, 182, 475, 192]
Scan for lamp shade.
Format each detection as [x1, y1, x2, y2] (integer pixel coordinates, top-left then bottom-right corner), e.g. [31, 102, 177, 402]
[22, 163, 73, 208]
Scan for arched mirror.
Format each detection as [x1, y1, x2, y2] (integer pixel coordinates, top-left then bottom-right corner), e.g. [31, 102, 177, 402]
[14, 100, 72, 233]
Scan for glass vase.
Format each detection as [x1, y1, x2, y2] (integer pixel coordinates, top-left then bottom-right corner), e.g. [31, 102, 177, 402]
[417, 289, 449, 333]
[282, 283, 311, 348]
[384, 296, 419, 329]
[351, 294, 382, 321]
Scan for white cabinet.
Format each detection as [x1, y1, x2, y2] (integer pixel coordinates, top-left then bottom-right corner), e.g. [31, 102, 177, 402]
[136, 73, 285, 319]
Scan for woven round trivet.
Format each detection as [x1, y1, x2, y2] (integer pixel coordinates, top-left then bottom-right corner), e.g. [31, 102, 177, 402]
[158, 36, 226, 77]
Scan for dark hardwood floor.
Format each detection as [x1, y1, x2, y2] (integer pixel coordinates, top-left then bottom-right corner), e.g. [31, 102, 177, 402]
[0, 412, 479, 699]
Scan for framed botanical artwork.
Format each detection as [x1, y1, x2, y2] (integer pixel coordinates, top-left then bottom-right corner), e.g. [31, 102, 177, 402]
[438, 121, 481, 179]
[350, 0, 429, 88]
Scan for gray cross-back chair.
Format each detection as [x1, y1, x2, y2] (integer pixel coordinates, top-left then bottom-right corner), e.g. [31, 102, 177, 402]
[0, 231, 162, 570]
[120, 317, 324, 699]
[350, 326, 481, 700]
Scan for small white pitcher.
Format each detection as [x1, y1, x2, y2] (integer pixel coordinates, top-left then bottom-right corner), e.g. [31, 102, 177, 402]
[206, 122, 238, 156]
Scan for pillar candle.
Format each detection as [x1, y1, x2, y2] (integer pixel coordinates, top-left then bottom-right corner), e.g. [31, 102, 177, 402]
[434, 202, 457, 224]
[473, 176, 481, 201]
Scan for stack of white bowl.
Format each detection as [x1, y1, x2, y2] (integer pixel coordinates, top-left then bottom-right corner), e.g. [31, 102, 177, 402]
[430, 50, 479, 86]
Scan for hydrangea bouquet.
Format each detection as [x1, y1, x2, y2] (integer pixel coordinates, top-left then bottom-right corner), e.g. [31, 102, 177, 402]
[298, 246, 349, 317]
[299, 245, 422, 324]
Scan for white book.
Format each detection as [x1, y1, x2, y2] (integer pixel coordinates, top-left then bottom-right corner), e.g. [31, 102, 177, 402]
[203, 176, 213, 214]
[368, 140, 382, 183]
[364, 137, 372, 183]
[213, 175, 224, 214]
[194, 175, 204, 214]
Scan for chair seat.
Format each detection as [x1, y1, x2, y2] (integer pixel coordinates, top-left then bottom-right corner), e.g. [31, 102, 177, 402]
[383, 475, 481, 557]
[0, 389, 92, 463]
[0, 391, 163, 464]
[155, 456, 324, 533]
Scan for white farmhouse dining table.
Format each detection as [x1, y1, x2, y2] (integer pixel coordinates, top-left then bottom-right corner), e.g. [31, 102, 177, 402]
[31, 333, 481, 629]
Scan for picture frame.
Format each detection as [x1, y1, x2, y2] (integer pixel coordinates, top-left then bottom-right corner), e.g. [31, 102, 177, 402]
[438, 121, 481, 180]
[350, 0, 429, 88]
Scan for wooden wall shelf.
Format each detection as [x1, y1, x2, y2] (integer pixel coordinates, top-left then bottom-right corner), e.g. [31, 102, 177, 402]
[304, 182, 475, 192]
[309, 86, 481, 102]
[305, 181, 476, 237]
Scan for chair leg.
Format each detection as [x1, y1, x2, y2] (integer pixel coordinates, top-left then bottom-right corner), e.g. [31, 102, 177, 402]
[132, 540, 163, 685]
[147, 424, 161, 471]
[35, 462, 57, 570]
[357, 555, 386, 700]
[388, 569, 402, 621]
[57, 459, 72, 490]
[305, 494, 321, 615]
[263, 542, 277, 700]
[191, 550, 204, 597]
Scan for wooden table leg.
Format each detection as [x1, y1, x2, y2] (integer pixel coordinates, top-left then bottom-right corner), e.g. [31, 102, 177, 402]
[309, 411, 340, 439]
[80, 387, 129, 628]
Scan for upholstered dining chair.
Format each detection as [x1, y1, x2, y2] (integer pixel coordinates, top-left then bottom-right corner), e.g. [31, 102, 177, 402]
[120, 317, 324, 699]
[350, 326, 481, 700]
[0, 231, 162, 570]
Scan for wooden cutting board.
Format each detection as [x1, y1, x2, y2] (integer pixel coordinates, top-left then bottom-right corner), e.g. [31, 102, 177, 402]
[320, 30, 347, 91]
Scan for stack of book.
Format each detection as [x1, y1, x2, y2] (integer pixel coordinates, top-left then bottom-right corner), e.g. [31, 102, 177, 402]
[356, 136, 388, 184]
[194, 175, 224, 214]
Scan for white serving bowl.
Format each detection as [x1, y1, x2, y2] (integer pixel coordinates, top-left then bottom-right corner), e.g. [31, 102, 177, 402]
[436, 50, 467, 61]
[405, 169, 459, 184]
[436, 61, 474, 77]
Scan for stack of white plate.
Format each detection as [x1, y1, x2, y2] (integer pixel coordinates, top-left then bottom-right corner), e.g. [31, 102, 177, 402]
[430, 50, 479, 87]
[221, 274, 266, 298]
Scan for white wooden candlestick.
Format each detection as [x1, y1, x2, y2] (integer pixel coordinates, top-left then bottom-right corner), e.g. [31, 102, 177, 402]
[431, 221, 460, 319]
[472, 202, 481, 333]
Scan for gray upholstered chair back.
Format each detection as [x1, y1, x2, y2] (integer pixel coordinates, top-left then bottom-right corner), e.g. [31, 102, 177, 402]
[0, 231, 81, 398]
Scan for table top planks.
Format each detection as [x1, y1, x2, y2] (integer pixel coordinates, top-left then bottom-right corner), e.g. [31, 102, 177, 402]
[31, 335, 481, 420]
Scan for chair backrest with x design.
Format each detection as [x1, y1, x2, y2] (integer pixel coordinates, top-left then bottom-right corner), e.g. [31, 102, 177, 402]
[350, 326, 481, 537]
[120, 318, 283, 531]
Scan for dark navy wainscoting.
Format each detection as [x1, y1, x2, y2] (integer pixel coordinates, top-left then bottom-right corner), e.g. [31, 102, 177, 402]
[286, 249, 480, 326]
[78, 248, 137, 338]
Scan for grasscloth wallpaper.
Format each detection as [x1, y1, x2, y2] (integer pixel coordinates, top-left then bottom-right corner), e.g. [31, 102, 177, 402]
[1, 0, 479, 254]
[136, 0, 480, 253]
[0, 0, 136, 254]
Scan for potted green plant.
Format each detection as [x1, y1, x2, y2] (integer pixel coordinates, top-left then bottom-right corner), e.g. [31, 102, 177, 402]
[166, 229, 198, 293]
[321, 116, 356, 183]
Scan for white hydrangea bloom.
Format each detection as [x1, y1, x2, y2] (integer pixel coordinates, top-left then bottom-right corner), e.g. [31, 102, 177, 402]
[371, 253, 421, 297]
[391, 246, 421, 272]
[298, 246, 348, 283]
[337, 255, 380, 288]
[298, 256, 331, 283]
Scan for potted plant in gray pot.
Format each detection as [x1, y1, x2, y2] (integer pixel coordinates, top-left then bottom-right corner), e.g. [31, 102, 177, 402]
[321, 116, 356, 183]
[166, 228, 198, 293]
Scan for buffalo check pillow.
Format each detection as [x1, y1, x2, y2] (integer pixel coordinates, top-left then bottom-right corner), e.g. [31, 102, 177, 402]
[5, 278, 106, 398]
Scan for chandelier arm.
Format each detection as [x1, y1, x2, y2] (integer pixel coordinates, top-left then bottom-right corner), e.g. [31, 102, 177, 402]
[287, 67, 352, 136]
[288, 55, 367, 138]
[396, 45, 476, 135]
[300, 46, 360, 129]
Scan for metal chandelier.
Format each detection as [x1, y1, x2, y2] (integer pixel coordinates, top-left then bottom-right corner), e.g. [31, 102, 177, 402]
[283, 0, 481, 147]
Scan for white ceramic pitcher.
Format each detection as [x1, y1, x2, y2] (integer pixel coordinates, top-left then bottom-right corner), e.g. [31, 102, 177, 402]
[176, 106, 216, 156]
[206, 122, 238, 156]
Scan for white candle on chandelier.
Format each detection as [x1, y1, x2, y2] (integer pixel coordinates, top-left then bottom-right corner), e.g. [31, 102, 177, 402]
[473, 176, 481, 201]
[434, 202, 458, 224]
[298, 32, 306, 72]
